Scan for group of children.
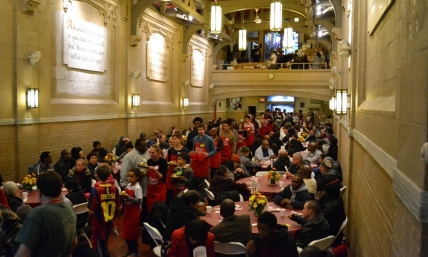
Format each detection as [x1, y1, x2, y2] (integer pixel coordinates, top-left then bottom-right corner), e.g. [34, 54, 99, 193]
[88, 152, 193, 257]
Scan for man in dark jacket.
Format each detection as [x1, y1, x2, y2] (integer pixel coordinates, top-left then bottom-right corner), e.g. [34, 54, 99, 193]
[273, 175, 312, 209]
[114, 136, 129, 157]
[209, 166, 248, 203]
[185, 117, 203, 151]
[53, 149, 72, 181]
[271, 150, 291, 171]
[164, 190, 201, 240]
[289, 200, 330, 248]
[287, 152, 310, 175]
[316, 158, 339, 191]
[319, 184, 346, 247]
[91, 141, 108, 162]
[246, 212, 298, 257]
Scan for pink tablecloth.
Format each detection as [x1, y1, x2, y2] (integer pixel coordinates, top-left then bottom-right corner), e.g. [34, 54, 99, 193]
[18, 189, 68, 208]
[237, 177, 292, 194]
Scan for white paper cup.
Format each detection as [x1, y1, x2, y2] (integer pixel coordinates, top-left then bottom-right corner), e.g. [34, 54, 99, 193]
[279, 181, 284, 187]
[206, 206, 212, 214]
[22, 191, 28, 200]
[283, 175, 287, 180]
[280, 208, 286, 217]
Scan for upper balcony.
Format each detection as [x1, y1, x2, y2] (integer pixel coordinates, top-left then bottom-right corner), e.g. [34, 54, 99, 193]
[211, 62, 331, 102]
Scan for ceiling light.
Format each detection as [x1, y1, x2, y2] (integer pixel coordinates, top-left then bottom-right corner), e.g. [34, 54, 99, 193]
[211, 1, 222, 34]
[239, 29, 247, 50]
[294, 17, 299, 22]
[270, 1, 283, 32]
[188, 15, 193, 21]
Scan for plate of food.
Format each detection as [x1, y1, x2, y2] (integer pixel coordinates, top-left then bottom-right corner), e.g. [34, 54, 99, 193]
[139, 161, 149, 168]
[170, 173, 183, 179]
[168, 162, 178, 166]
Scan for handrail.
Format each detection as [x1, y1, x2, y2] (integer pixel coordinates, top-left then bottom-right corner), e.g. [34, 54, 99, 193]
[216, 62, 329, 70]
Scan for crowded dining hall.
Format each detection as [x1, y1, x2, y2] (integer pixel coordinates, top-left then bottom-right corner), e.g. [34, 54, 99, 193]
[0, 0, 427, 257]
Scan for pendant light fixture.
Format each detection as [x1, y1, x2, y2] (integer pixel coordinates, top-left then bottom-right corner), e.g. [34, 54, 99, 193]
[211, 0, 222, 34]
[238, 21, 247, 50]
[270, 1, 283, 32]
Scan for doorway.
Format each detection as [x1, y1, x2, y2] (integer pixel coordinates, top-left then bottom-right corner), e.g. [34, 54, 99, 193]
[248, 106, 257, 116]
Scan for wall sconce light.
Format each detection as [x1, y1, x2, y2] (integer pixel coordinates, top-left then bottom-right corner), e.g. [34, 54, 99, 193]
[131, 94, 140, 107]
[270, 0, 283, 32]
[329, 96, 336, 111]
[27, 88, 39, 108]
[211, 0, 222, 34]
[184, 79, 190, 86]
[335, 89, 348, 115]
[182, 97, 189, 107]
[209, 83, 215, 89]
[26, 51, 42, 65]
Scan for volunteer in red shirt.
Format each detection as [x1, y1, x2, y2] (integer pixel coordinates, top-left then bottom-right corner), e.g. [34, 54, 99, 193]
[220, 120, 236, 164]
[192, 124, 216, 179]
[209, 127, 224, 179]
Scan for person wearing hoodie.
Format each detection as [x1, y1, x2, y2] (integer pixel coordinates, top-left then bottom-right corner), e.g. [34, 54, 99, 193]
[273, 175, 312, 209]
[114, 136, 129, 157]
[246, 212, 298, 257]
[65, 158, 93, 193]
[163, 190, 202, 241]
[289, 200, 330, 248]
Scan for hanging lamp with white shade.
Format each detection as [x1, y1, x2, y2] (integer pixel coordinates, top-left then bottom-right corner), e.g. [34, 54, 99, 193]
[211, 0, 222, 34]
[270, 1, 283, 31]
[238, 22, 247, 50]
[284, 27, 293, 49]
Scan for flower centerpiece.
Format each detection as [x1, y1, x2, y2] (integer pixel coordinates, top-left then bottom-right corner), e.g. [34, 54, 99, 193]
[266, 168, 281, 185]
[105, 153, 117, 166]
[248, 193, 268, 216]
[22, 173, 37, 191]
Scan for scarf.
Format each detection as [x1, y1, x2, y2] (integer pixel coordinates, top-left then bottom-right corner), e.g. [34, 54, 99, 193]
[290, 183, 307, 202]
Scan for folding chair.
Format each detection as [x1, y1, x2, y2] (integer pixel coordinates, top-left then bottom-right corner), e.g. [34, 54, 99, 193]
[239, 194, 244, 202]
[336, 217, 348, 239]
[340, 186, 347, 197]
[204, 188, 215, 200]
[73, 202, 91, 248]
[308, 235, 336, 251]
[255, 171, 268, 177]
[214, 241, 248, 257]
[143, 222, 164, 257]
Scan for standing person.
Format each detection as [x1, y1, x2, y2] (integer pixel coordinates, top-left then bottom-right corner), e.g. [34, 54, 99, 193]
[236, 122, 247, 151]
[88, 165, 122, 257]
[186, 117, 203, 151]
[14, 171, 77, 257]
[121, 168, 143, 257]
[53, 149, 72, 180]
[171, 152, 193, 195]
[192, 124, 216, 179]
[146, 144, 168, 212]
[220, 120, 237, 164]
[165, 133, 189, 203]
[28, 151, 53, 175]
[244, 115, 255, 147]
[209, 127, 224, 179]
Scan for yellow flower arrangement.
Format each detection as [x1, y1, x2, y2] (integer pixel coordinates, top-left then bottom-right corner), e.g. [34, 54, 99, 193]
[22, 173, 37, 191]
[105, 153, 117, 164]
[297, 136, 306, 142]
[266, 168, 281, 182]
[248, 192, 268, 216]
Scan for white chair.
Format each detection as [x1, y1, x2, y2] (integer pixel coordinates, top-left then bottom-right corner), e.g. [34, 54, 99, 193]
[239, 194, 244, 202]
[340, 186, 347, 197]
[143, 222, 164, 257]
[307, 235, 336, 251]
[255, 171, 268, 177]
[336, 217, 348, 239]
[204, 188, 215, 200]
[204, 179, 210, 188]
[214, 241, 248, 256]
[91, 179, 96, 187]
[73, 203, 91, 248]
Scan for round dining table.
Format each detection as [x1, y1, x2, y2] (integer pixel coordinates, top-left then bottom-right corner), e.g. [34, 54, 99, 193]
[237, 177, 292, 195]
[17, 188, 68, 208]
[204, 201, 303, 237]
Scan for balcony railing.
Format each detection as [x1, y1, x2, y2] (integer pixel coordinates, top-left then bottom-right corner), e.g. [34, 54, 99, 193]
[214, 62, 330, 71]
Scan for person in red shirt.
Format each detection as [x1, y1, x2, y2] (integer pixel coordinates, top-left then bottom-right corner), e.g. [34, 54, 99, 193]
[209, 127, 224, 179]
[167, 219, 215, 257]
[147, 144, 168, 212]
[220, 120, 236, 164]
[244, 115, 255, 147]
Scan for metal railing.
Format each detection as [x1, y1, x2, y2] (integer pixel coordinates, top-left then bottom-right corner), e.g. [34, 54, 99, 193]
[215, 62, 329, 70]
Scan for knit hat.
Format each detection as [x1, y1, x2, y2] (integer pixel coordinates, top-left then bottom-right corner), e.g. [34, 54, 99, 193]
[231, 154, 241, 163]
[320, 158, 333, 170]
[64, 179, 80, 191]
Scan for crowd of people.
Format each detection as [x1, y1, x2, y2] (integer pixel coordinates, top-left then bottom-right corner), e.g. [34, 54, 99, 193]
[0, 108, 347, 257]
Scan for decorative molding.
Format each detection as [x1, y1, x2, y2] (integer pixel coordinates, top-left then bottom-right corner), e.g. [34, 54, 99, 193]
[65, 0, 123, 27]
[141, 101, 174, 105]
[22, 0, 41, 15]
[51, 99, 118, 105]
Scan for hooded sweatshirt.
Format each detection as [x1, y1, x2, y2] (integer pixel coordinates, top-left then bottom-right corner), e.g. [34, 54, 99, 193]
[253, 225, 299, 257]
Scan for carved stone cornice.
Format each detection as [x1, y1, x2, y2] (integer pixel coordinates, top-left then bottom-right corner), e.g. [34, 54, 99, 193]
[22, 0, 41, 15]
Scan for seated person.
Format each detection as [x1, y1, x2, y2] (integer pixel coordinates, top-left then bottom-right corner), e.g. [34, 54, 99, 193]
[16, 204, 32, 223]
[91, 141, 108, 162]
[228, 154, 250, 180]
[117, 142, 134, 163]
[271, 150, 291, 171]
[65, 158, 92, 193]
[254, 140, 276, 162]
[287, 152, 310, 175]
[64, 179, 89, 229]
[167, 219, 215, 257]
[300, 245, 334, 257]
[210, 199, 251, 245]
[246, 212, 298, 257]
[305, 130, 317, 142]
[318, 184, 346, 247]
[3, 181, 22, 212]
[209, 166, 249, 203]
[303, 142, 323, 164]
[238, 146, 260, 175]
[300, 165, 317, 195]
[316, 158, 339, 191]
[28, 151, 54, 176]
[0, 203, 22, 256]
[273, 175, 312, 209]
[164, 190, 203, 241]
[289, 200, 329, 248]
[86, 152, 99, 179]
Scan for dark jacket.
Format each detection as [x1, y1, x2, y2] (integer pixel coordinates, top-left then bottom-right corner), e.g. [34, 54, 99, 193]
[272, 156, 291, 171]
[327, 145, 338, 161]
[291, 214, 330, 248]
[92, 147, 108, 162]
[288, 160, 310, 175]
[164, 196, 198, 240]
[143, 201, 169, 248]
[316, 169, 339, 192]
[114, 136, 127, 157]
[6, 195, 23, 212]
[321, 197, 346, 246]
[66, 167, 93, 193]
[209, 175, 248, 201]
[65, 189, 88, 229]
[185, 129, 198, 151]
[253, 225, 299, 257]
[210, 214, 252, 245]
[54, 158, 72, 181]
[273, 185, 312, 209]
[87, 163, 98, 180]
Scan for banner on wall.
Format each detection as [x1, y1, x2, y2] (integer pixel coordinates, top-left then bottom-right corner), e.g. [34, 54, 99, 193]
[191, 50, 205, 87]
[63, 14, 107, 72]
[147, 32, 168, 82]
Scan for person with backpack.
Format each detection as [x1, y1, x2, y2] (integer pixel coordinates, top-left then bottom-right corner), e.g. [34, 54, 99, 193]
[28, 151, 53, 175]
